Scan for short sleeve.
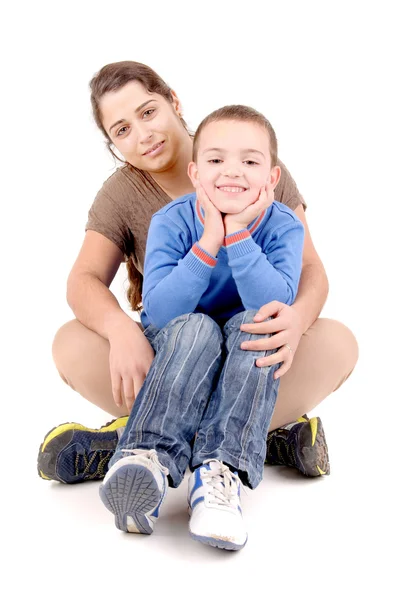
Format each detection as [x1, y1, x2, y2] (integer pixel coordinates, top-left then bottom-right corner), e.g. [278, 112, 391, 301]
[275, 159, 307, 212]
[85, 187, 134, 258]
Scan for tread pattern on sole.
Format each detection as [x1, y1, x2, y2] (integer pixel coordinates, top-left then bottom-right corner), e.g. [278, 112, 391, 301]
[99, 464, 161, 534]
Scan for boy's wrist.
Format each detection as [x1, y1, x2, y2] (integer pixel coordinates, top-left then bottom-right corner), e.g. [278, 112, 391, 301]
[199, 234, 222, 257]
[224, 220, 247, 236]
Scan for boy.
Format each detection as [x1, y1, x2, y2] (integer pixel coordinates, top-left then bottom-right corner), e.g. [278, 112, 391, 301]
[99, 105, 305, 550]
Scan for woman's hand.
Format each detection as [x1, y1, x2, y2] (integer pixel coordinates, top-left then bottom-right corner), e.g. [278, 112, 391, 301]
[108, 319, 154, 412]
[197, 184, 225, 256]
[224, 183, 274, 235]
[240, 300, 304, 379]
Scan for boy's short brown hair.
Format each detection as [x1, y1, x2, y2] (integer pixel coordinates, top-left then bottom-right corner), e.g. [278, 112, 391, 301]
[193, 105, 278, 167]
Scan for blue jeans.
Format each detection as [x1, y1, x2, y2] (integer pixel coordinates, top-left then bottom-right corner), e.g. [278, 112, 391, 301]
[110, 311, 280, 489]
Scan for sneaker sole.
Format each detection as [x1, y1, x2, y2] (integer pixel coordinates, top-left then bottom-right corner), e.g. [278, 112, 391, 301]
[189, 531, 247, 551]
[37, 417, 128, 482]
[99, 464, 161, 534]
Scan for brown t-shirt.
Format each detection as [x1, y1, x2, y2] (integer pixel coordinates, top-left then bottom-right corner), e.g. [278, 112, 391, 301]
[86, 159, 306, 274]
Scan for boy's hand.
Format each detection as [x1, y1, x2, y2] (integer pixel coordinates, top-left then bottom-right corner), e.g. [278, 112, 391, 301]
[224, 183, 274, 235]
[197, 184, 225, 257]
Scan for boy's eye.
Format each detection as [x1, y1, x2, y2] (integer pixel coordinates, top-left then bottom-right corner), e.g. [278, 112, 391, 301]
[208, 159, 222, 164]
[143, 108, 156, 118]
[116, 126, 129, 136]
[244, 160, 258, 166]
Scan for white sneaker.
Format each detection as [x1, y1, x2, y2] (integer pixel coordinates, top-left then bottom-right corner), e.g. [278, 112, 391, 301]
[188, 459, 248, 550]
[99, 449, 169, 534]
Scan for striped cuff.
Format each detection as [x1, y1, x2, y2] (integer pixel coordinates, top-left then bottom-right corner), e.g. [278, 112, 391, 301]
[183, 243, 217, 278]
[225, 229, 258, 259]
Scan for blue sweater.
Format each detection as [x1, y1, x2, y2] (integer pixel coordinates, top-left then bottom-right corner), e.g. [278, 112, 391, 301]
[142, 193, 304, 329]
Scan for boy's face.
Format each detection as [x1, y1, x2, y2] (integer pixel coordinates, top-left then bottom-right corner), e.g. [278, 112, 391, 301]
[188, 119, 281, 214]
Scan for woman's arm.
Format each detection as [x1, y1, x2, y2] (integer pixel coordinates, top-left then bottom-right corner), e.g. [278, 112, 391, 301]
[292, 204, 329, 332]
[238, 205, 329, 378]
[67, 230, 154, 410]
[67, 230, 138, 338]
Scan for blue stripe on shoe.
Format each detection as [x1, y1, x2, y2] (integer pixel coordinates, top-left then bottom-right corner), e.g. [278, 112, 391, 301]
[191, 496, 204, 510]
[152, 473, 167, 518]
[189, 466, 207, 499]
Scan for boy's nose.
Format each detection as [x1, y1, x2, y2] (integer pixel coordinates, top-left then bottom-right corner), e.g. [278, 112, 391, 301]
[221, 164, 243, 177]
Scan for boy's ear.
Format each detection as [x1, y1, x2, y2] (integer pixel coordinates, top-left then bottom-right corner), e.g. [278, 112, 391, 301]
[188, 161, 199, 187]
[269, 165, 281, 190]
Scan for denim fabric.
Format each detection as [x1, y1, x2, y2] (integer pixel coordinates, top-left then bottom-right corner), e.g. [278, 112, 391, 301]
[110, 310, 280, 489]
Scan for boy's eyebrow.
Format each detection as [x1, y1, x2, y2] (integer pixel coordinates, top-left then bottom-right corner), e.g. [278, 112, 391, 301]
[108, 100, 154, 134]
[202, 147, 265, 157]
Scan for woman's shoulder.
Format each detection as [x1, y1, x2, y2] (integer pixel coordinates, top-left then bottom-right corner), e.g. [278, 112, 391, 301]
[99, 164, 160, 199]
[275, 159, 307, 211]
[154, 192, 196, 218]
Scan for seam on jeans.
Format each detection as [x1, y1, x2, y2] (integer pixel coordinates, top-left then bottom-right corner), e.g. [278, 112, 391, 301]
[212, 311, 253, 458]
[168, 318, 223, 471]
[180, 347, 222, 424]
[240, 366, 267, 462]
[159, 313, 205, 434]
[130, 315, 190, 444]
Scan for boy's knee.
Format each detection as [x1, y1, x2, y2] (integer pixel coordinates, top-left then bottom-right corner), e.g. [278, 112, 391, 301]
[167, 313, 222, 346]
[225, 309, 270, 331]
[186, 313, 221, 340]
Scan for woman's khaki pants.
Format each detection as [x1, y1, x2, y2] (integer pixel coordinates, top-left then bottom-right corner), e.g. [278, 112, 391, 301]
[52, 317, 358, 431]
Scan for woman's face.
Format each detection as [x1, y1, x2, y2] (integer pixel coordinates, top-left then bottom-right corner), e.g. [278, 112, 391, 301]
[100, 81, 187, 172]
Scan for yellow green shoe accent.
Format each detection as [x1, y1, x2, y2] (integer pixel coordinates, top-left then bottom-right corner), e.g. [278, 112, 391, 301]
[309, 417, 318, 446]
[41, 416, 128, 452]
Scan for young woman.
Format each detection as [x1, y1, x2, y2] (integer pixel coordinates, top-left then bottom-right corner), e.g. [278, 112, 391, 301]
[37, 61, 358, 485]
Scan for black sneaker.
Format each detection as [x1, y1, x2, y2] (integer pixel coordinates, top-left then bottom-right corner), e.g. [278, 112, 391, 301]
[266, 415, 330, 476]
[37, 416, 127, 483]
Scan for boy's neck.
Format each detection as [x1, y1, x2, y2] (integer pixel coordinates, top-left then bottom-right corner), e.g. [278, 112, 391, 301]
[150, 134, 195, 200]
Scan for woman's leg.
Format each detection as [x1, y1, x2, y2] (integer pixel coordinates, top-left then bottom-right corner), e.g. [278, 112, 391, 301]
[52, 317, 358, 429]
[52, 319, 128, 417]
[270, 318, 359, 430]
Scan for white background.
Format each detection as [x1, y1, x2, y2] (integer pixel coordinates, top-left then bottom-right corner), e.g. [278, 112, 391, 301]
[2, 1, 397, 598]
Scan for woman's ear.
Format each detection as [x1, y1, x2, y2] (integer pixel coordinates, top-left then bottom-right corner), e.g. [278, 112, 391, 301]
[269, 165, 281, 190]
[188, 161, 199, 187]
[170, 89, 183, 117]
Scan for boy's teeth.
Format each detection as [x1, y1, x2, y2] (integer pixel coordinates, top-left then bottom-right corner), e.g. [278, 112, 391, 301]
[218, 187, 245, 192]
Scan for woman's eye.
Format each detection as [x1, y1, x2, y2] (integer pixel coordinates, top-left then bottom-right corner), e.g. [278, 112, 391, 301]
[116, 126, 128, 137]
[143, 108, 156, 118]
[208, 159, 222, 164]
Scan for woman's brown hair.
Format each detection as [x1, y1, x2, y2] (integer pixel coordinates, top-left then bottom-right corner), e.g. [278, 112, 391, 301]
[89, 61, 189, 312]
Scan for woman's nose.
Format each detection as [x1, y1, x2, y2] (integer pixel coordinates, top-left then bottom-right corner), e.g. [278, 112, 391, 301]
[136, 123, 153, 145]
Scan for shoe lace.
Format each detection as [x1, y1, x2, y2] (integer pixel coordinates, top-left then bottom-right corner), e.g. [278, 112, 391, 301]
[201, 459, 240, 507]
[75, 450, 112, 480]
[121, 448, 169, 475]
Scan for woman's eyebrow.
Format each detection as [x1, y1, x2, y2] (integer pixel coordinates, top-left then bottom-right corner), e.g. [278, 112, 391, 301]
[108, 100, 155, 135]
